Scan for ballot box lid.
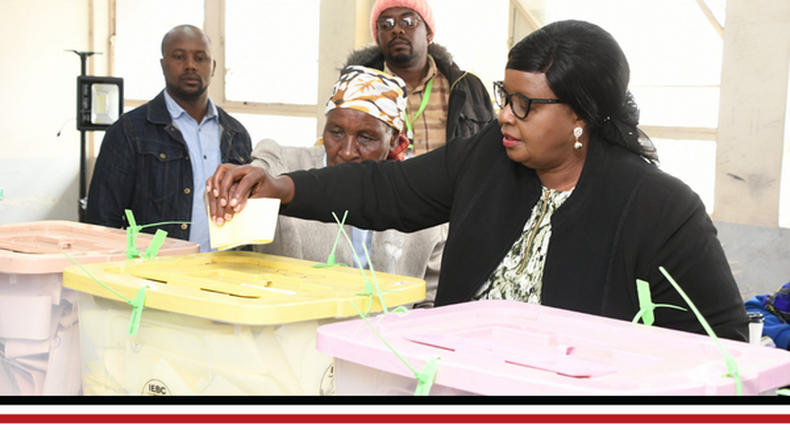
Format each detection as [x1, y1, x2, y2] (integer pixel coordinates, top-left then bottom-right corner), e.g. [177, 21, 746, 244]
[316, 300, 790, 395]
[63, 251, 426, 325]
[0, 220, 199, 274]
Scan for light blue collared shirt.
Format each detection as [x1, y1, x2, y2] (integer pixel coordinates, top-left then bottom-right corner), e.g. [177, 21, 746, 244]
[163, 91, 220, 252]
[322, 153, 371, 269]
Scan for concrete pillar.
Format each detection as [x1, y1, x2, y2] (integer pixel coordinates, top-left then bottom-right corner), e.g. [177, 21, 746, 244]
[714, 0, 790, 227]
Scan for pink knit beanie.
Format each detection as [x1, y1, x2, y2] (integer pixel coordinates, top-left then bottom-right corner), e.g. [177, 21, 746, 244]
[370, 0, 435, 43]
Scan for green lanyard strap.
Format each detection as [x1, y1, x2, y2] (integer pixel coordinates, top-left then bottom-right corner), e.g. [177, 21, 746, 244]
[404, 77, 434, 143]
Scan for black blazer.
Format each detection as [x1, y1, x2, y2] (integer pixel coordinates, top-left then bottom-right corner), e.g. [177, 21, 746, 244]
[284, 121, 749, 341]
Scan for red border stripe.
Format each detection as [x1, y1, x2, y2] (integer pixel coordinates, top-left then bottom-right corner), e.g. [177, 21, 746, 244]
[1, 415, 790, 424]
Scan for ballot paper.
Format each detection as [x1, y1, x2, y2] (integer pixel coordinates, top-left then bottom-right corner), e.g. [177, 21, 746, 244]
[208, 198, 280, 251]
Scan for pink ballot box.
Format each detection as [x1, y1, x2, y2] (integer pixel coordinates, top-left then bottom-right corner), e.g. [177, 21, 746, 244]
[316, 300, 790, 395]
[0, 221, 198, 395]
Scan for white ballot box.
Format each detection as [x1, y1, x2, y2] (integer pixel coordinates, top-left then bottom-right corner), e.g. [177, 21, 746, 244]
[0, 221, 198, 395]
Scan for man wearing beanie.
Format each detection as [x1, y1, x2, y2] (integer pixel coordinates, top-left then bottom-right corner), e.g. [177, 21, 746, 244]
[345, 0, 495, 157]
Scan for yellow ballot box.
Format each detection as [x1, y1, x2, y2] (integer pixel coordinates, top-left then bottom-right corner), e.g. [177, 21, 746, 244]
[62, 251, 425, 395]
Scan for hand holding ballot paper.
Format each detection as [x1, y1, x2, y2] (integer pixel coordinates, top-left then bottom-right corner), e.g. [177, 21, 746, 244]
[208, 197, 281, 251]
[206, 162, 295, 228]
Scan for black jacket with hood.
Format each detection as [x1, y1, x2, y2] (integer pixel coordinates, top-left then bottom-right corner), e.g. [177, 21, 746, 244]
[345, 43, 496, 142]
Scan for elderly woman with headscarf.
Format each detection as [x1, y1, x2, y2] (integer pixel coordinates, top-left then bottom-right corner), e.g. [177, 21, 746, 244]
[218, 65, 445, 308]
[208, 21, 748, 340]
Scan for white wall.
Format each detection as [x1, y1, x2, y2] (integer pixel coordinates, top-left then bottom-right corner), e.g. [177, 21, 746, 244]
[0, 0, 90, 223]
[3, 0, 790, 232]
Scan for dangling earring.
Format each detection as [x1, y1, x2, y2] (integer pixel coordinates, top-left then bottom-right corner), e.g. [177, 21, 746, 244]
[573, 127, 583, 151]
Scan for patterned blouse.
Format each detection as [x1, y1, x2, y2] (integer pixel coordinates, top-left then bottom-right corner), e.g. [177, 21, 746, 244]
[474, 186, 574, 303]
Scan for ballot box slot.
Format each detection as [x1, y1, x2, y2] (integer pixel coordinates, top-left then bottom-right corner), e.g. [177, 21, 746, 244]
[0, 235, 105, 254]
[199, 287, 260, 299]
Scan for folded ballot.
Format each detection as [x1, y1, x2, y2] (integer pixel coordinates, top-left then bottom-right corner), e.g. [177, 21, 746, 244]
[209, 198, 280, 251]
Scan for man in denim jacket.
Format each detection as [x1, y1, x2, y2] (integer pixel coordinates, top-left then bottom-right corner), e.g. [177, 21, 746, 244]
[86, 25, 252, 251]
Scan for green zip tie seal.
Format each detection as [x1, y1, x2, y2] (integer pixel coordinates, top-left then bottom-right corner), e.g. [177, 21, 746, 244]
[64, 253, 150, 336]
[349, 301, 439, 395]
[658, 266, 742, 395]
[313, 210, 348, 268]
[128, 285, 149, 336]
[631, 279, 687, 326]
[143, 229, 168, 259]
[361, 242, 389, 313]
[328, 211, 381, 316]
[322, 211, 406, 316]
[125, 209, 139, 259]
[64, 253, 132, 304]
[124, 209, 185, 260]
[413, 356, 440, 396]
[331, 211, 369, 275]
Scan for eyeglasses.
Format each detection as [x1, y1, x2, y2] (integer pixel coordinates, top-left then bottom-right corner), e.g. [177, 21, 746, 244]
[493, 81, 564, 120]
[377, 14, 422, 31]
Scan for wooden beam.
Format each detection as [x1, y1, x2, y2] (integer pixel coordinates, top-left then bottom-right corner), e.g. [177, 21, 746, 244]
[639, 125, 717, 142]
[511, 0, 541, 32]
[695, 0, 724, 39]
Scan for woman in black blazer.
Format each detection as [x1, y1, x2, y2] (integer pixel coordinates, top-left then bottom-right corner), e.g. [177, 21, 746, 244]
[207, 20, 749, 341]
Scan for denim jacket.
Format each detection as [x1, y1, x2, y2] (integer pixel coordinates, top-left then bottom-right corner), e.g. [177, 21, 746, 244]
[85, 90, 252, 240]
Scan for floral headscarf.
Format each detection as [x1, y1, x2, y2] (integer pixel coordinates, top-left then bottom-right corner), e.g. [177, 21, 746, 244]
[325, 65, 410, 160]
